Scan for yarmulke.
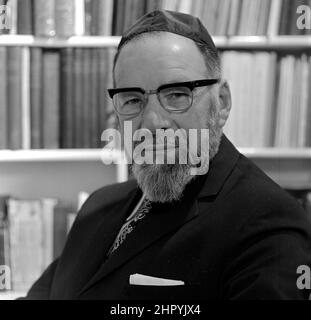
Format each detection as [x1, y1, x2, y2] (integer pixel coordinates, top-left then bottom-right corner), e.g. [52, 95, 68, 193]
[118, 10, 218, 57]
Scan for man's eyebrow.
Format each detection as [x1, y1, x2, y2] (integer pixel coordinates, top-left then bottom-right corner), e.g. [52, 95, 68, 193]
[162, 78, 193, 85]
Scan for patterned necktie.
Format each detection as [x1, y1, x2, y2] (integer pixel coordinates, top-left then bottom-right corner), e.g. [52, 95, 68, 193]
[107, 197, 152, 257]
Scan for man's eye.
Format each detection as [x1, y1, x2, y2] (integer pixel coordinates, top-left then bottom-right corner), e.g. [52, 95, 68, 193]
[123, 98, 141, 105]
[165, 92, 189, 99]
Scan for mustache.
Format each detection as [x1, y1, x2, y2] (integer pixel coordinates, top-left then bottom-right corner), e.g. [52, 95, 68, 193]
[133, 134, 183, 148]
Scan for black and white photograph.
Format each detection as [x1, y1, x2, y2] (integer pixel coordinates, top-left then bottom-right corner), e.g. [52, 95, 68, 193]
[0, 0, 311, 306]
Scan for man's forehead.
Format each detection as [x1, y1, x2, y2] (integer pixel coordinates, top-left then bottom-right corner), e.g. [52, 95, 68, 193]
[119, 31, 198, 53]
[115, 32, 204, 72]
[114, 33, 207, 87]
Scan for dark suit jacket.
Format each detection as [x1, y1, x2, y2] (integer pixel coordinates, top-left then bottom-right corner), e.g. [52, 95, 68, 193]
[24, 135, 311, 299]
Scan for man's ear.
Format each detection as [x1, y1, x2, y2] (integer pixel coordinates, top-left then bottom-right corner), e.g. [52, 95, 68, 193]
[218, 80, 232, 128]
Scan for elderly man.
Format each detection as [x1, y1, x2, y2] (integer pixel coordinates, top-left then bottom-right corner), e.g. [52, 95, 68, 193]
[25, 10, 311, 300]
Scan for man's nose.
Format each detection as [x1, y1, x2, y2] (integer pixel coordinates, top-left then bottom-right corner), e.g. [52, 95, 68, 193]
[141, 94, 173, 131]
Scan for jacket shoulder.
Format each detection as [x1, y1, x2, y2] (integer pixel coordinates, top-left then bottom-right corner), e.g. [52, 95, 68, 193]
[78, 179, 138, 217]
[228, 154, 309, 229]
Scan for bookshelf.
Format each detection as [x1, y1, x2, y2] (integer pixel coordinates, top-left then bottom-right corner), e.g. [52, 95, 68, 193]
[1, 0, 311, 300]
[2, 35, 311, 49]
[2, 34, 309, 188]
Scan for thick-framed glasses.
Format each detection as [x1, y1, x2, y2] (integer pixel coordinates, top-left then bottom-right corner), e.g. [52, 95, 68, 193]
[108, 79, 220, 117]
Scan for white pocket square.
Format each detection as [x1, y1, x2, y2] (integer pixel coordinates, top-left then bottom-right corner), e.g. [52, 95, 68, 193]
[129, 273, 185, 286]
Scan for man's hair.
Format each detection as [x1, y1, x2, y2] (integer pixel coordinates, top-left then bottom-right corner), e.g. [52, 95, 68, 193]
[112, 31, 222, 86]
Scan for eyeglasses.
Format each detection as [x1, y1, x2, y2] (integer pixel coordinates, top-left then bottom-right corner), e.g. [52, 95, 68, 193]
[108, 79, 220, 117]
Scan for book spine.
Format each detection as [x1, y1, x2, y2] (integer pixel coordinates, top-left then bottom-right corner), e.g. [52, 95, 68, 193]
[7, 0, 17, 34]
[97, 0, 113, 35]
[84, 0, 92, 35]
[21, 47, 31, 150]
[90, 49, 99, 148]
[42, 50, 60, 149]
[7, 47, 22, 149]
[41, 198, 57, 269]
[0, 196, 10, 279]
[8, 199, 44, 291]
[17, 0, 33, 34]
[30, 48, 43, 149]
[74, 0, 85, 35]
[82, 48, 91, 148]
[73, 48, 84, 148]
[55, 0, 75, 37]
[60, 48, 74, 148]
[34, 0, 56, 37]
[0, 47, 8, 149]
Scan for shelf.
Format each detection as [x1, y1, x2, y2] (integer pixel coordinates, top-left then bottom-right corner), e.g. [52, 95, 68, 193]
[216, 36, 311, 50]
[1, 148, 311, 162]
[0, 149, 124, 162]
[0, 291, 26, 300]
[0, 35, 121, 48]
[238, 148, 311, 159]
[1, 35, 311, 49]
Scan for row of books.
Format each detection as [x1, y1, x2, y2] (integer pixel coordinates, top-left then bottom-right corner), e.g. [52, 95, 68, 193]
[222, 52, 311, 147]
[0, 195, 80, 291]
[0, 46, 116, 150]
[1, 0, 311, 37]
[0, 0, 161, 36]
[1, 47, 311, 150]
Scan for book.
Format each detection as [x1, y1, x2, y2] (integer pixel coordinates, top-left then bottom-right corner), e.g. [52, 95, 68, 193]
[82, 48, 91, 148]
[8, 199, 44, 291]
[98, 48, 109, 145]
[41, 198, 58, 269]
[0, 0, 10, 35]
[42, 50, 60, 149]
[55, 0, 75, 37]
[97, 0, 113, 35]
[297, 55, 309, 147]
[17, 0, 33, 34]
[0, 195, 11, 291]
[227, 0, 242, 36]
[34, 0, 56, 37]
[306, 56, 311, 146]
[74, 0, 85, 35]
[84, 0, 92, 35]
[279, 0, 294, 34]
[7, 47, 22, 150]
[7, 0, 17, 34]
[268, 0, 282, 36]
[90, 49, 99, 148]
[21, 47, 31, 150]
[73, 48, 84, 148]
[0, 47, 8, 149]
[0, 196, 10, 266]
[60, 48, 74, 148]
[30, 48, 43, 149]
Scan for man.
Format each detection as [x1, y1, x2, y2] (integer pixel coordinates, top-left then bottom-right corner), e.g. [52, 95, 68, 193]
[24, 10, 311, 299]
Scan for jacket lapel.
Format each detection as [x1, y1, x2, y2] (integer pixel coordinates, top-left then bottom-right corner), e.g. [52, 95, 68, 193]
[77, 194, 199, 296]
[52, 185, 139, 298]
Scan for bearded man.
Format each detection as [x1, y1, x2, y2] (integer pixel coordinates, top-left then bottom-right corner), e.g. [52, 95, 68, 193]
[24, 10, 311, 300]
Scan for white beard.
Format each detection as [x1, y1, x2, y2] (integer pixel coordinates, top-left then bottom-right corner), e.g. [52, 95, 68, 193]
[132, 99, 223, 203]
